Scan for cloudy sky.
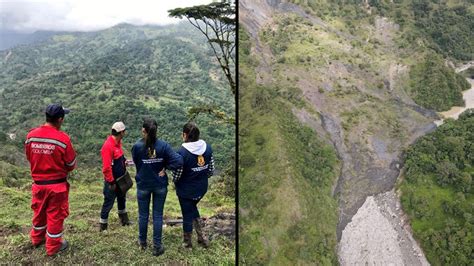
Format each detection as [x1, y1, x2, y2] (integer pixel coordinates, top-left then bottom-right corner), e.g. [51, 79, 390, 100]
[0, 0, 213, 33]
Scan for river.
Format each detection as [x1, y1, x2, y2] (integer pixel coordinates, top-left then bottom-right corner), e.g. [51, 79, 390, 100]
[434, 78, 474, 126]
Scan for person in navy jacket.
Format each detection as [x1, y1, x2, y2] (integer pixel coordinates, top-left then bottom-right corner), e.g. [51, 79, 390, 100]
[173, 122, 214, 249]
[131, 118, 183, 256]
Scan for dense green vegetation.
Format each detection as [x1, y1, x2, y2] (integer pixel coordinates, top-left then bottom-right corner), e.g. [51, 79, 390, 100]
[369, 0, 474, 60]
[0, 168, 234, 264]
[0, 22, 235, 263]
[291, 0, 474, 61]
[287, 1, 472, 113]
[400, 110, 474, 265]
[0, 23, 234, 164]
[409, 53, 470, 111]
[239, 26, 339, 265]
[0, 23, 234, 190]
[243, 0, 472, 264]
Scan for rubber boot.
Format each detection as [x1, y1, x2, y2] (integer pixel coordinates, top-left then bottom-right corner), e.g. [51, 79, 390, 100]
[99, 223, 108, 232]
[48, 240, 68, 256]
[183, 232, 193, 249]
[153, 245, 165, 256]
[59, 239, 69, 252]
[193, 218, 209, 248]
[138, 240, 147, 250]
[119, 213, 132, 226]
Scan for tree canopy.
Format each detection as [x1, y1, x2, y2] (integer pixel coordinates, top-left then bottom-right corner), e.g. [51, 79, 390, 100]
[169, 1, 236, 95]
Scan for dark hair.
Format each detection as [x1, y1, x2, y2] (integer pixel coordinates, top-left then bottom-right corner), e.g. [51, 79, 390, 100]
[143, 118, 158, 158]
[111, 129, 120, 136]
[183, 122, 200, 142]
[46, 114, 64, 125]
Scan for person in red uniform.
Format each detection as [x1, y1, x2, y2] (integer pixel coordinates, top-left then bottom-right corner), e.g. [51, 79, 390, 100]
[25, 104, 76, 256]
[99, 121, 131, 231]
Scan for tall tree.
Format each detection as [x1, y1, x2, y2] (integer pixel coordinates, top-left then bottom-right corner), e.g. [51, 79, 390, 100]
[169, 1, 236, 95]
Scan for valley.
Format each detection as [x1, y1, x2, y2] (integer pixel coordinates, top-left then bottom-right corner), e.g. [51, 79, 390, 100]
[0, 22, 235, 263]
[239, 0, 473, 264]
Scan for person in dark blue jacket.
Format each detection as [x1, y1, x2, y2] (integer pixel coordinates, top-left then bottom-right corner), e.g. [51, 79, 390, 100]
[173, 122, 214, 249]
[131, 118, 183, 256]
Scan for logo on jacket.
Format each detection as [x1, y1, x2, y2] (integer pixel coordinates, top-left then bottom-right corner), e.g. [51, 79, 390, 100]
[197, 155, 205, 166]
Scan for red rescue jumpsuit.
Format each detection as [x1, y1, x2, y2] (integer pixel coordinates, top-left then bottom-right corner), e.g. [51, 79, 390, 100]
[25, 124, 76, 255]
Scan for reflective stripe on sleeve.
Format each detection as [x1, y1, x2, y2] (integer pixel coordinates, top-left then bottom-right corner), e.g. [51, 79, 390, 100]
[25, 137, 67, 149]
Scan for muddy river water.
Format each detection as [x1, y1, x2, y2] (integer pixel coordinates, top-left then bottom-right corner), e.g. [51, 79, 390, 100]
[435, 78, 474, 126]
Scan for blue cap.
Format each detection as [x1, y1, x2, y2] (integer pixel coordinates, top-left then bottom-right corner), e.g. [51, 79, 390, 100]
[45, 104, 70, 118]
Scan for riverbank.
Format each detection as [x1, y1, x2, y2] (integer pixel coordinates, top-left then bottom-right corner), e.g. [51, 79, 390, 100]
[435, 78, 474, 126]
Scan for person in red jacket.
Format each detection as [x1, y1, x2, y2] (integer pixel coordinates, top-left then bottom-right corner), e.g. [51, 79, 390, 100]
[25, 104, 76, 256]
[99, 121, 131, 231]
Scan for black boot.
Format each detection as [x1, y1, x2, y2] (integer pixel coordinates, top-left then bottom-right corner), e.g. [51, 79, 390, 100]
[138, 240, 147, 250]
[59, 239, 69, 252]
[99, 223, 108, 232]
[183, 232, 193, 249]
[193, 218, 209, 248]
[153, 245, 165, 256]
[119, 213, 132, 226]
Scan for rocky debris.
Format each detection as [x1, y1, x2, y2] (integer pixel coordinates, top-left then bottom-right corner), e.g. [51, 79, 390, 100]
[339, 196, 404, 265]
[374, 16, 399, 46]
[164, 212, 235, 241]
[239, 0, 275, 39]
[339, 191, 429, 265]
[204, 212, 235, 241]
[240, 0, 275, 85]
[374, 191, 430, 266]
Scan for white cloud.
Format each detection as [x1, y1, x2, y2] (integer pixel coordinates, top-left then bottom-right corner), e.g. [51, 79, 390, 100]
[0, 0, 213, 32]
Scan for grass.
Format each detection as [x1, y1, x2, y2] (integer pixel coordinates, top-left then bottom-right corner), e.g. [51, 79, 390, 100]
[239, 26, 339, 265]
[0, 168, 235, 264]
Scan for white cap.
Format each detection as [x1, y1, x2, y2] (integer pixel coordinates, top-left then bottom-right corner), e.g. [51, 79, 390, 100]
[112, 121, 126, 132]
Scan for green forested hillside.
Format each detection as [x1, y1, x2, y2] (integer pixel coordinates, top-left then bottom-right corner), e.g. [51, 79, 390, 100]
[400, 111, 474, 265]
[0, 22, 235, 263]
[291, 0, 474, 61]
[290, 0, 472, 112]
[409, 54, 470, 111]
[0, 22, 234, 169]
[241, 0, 472, 264]
[239, 26, 339, 265]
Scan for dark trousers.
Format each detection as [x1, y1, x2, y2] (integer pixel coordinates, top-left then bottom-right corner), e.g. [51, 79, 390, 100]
[100, 181, 126, 223]
[178, 196, 202, 233]
[137, 186, 167, 246]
